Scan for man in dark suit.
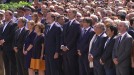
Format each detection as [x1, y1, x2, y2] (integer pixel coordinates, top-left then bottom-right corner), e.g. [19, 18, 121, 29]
[112, 21, 133, 75]
[0, 10, 17, 75]
[128, 17, 134, 39]
[89, 23, 107, 75]
[44, 12, 62, 75]
[13, 17, 28, 75]
[77, 17, 95, 75]
[61, 8, 81, 75]
[100, 25, 118, 75]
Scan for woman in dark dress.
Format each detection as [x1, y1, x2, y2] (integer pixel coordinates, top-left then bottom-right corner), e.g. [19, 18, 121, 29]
[23, 20, 36, 75]
[30, 23, 45, 75]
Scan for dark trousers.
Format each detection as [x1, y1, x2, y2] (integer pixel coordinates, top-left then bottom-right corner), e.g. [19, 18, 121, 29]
[78, 54, 90, 75]
[93, 59, 105, 75]
[2, 47, 17, 75]
[15, 51, 28, 75]
[131, 68, 134, 75]
[104, 66, 116, 75]
[62, 51, 79, 75]
[0, 51, 4, 75]
[45, 55, 60, 75]
[116, 65, 131, 75]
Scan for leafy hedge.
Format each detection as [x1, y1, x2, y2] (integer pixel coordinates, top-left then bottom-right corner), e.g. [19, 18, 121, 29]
[0, 1, 32, 10]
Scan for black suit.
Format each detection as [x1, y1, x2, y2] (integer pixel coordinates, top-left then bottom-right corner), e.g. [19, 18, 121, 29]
[77, 27, 95, 75]
[90, 33, 107, 75]
[14, 27, 28, 75]
[101, 36, 116, 75]
[128, 28, 134, 39]
[0, 21, 17, 75]
[45, 23, 62, 75]
[62, 20, 81, 75]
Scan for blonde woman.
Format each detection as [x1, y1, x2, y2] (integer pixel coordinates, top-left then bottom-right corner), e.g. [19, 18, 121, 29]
[23, 20, 36, 75]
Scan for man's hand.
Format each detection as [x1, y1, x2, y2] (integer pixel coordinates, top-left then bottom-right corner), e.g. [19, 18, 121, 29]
[40, 54, 44, 59]
[0, 39, 5, 45]
[61, 45, 69, 52]
[113, 58, 118, 65]
[13, 47, 18, 53]
[88, 54, 93, 62]
[23, 50, 27, 55]
[100, 59, 104, 65]
[77, 50, 82, 56]
[54, 52, 59, 59]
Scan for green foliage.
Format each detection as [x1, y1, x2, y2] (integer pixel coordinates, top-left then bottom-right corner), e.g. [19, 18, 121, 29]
[0, 1, 32, 10]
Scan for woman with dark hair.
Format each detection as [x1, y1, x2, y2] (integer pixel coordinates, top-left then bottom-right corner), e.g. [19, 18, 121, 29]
[30, 23, 45, 75]
[32, 12, 41, 24]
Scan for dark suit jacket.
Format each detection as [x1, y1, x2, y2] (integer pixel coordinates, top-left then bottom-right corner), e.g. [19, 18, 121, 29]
[128, 28, 134, 39]
[77, 27, 95, 55]
[14, 27, 28, 51]
[62, 20, 81, 52]
[112, 32, 133, 67]
[45, 23, 62, 56]
[90, 33, 107, 59]
[0, 21, 17, 50]
[101, 36, 115, 68]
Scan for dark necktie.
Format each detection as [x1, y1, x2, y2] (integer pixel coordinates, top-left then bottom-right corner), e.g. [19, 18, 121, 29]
[117, 36, 122, 48]
[118, 36, 122, 44]
[91, 35, 99, 51]
[46, 25, 50, 34]
[83, 29, 87, 36]
[93, 35, 98, 44]
[17, 29, 21, 38]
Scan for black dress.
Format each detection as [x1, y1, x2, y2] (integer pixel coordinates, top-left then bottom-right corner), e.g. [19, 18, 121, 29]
[32, 34, 44, 59]
[24, 31, 36, 69]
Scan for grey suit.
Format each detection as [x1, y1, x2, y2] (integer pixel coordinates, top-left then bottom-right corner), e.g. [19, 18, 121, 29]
[112, 32, 133, 75]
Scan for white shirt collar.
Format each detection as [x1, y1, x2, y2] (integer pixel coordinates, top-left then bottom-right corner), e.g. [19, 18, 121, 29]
[19, 27, 24, 32]
[49, 21, 55, 30]
[70, 18, 75, 22]
[98, 32, 104, 36]
[120, 32, 127, 40]
[69, 18, 75, 25]
[84, 27, 91, 31]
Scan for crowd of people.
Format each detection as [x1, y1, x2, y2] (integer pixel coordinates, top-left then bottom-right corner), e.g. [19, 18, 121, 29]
[0, 0, 134, 75]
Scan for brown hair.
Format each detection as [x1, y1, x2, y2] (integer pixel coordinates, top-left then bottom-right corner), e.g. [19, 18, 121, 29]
[32, 12, 39, 23]
[28, 20, 35, 26]
[35, 23, 45, 33]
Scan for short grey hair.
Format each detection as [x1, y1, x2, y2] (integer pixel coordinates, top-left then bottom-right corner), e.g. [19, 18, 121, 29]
[96, 22, 106, 31]
[90, 14, 98, 23]
[120, 21, 130, 30]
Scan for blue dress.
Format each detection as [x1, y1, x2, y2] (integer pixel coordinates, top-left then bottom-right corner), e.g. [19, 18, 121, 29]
[24, 31, 36, 69]
[32, 35, 44, 59]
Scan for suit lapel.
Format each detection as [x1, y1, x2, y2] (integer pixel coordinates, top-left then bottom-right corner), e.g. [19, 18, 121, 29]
[66, 20, 75, 33]
[17, 28, 25, 39]
[2, 21, 12, 34]
[119, 33, 127, 46]
[82, 27, 92, 39]
[47, 24, 55, 34]
[105, 36, 114, 49]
